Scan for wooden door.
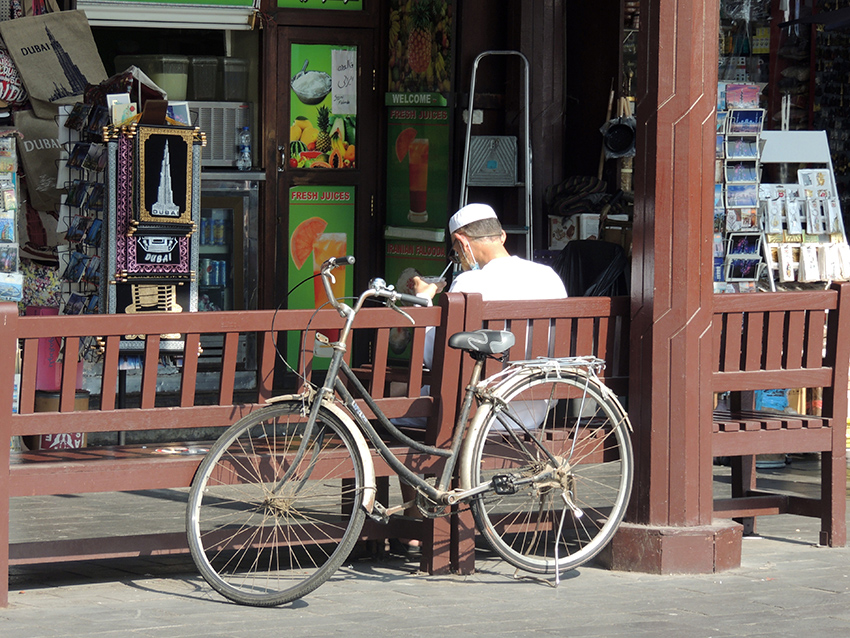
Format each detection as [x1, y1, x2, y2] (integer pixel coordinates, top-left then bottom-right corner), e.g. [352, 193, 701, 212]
[276, 26, 379, 308]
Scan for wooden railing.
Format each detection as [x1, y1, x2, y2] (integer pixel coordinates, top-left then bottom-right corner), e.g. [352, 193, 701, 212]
[0, 294, 466, 607]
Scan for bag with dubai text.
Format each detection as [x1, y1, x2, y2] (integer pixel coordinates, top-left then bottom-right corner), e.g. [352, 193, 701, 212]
[13, 108, 63, 213]
[0, 10, 107, 119]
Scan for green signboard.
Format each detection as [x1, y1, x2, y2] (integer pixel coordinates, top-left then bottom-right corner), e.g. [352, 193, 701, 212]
[279, 0, 362, 10]
[288, 185, 355, 366]
[386, 93, 450, 229]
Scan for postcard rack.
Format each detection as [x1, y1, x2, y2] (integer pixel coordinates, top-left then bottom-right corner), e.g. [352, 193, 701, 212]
[714, 82, 850, 292]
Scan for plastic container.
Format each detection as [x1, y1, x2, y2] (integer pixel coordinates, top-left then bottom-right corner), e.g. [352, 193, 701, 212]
[114, 54, 189, 101]
[218, 57, 248, 102]
[236, 125, 251, 171]
[188, 56, 218, 101]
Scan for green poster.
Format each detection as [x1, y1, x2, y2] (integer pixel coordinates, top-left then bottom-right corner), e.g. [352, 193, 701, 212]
[279, 0, 362, 9]
[289, 43, 357, 170]
[383, 233, 448, 361]
[386, 94, 450, 230]
[288, 185, 356, 366]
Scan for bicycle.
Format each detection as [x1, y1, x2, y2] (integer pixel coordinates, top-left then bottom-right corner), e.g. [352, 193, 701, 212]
[186, 256, 634, 607]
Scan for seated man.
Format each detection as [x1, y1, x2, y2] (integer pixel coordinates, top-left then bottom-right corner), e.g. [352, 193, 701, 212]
[392, 203, 568, 554]
[396, 202, 568, 428]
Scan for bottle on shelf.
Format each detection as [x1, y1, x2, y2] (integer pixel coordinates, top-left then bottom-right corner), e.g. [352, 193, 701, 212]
[236, 125, 251, 171]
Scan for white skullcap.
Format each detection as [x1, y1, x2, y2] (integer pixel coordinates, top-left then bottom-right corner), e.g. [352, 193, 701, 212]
[448, 203, 498, 234]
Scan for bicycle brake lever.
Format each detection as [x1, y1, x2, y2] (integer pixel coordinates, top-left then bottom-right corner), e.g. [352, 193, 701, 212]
[388, 301, 415, 325]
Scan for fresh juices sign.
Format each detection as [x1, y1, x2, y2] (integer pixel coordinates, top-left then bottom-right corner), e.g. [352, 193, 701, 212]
[288, 186, 355, 311]
[288, 186, 355, 365]
[386, 93, 449, 229]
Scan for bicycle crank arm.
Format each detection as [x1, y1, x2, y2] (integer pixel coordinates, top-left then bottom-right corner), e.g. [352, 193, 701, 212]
[443, 468, 558, 504]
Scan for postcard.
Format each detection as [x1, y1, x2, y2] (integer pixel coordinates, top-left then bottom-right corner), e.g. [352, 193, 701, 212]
[724, 160, 758, 183]
[727, 232, 761, 256]
[725, 257, 762, 281]
[725, 84, 761, 109]
[725, 184, 759, 208]
[724, 135, 759, 159]
[727, 109, 764, 134]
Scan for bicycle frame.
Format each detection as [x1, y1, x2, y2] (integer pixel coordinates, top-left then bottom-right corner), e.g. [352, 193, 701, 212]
[285, 261, 597, 512]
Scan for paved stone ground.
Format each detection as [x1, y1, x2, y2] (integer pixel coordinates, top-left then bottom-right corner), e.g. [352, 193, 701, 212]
[3, 458, 850, 637]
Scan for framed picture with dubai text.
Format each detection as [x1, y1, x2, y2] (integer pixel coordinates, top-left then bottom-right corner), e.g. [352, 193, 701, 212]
[133, 124, 200, 230]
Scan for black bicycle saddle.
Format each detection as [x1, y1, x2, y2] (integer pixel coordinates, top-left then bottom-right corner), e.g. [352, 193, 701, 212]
[448, 330, 515, 354]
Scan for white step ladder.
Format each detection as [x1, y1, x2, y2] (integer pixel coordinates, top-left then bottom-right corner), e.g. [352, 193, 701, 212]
[459, 50, 533, 259]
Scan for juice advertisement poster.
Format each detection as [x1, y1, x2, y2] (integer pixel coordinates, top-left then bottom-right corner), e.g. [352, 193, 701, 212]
[289, 43, 357, 170]
[288, 186, 355, 366]
[384, 236, 447, 361]
[386, 93, 450, 229]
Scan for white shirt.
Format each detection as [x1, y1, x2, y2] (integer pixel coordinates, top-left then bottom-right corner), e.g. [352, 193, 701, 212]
[424, 256, 567, 369]
[399, 256, 567, 429]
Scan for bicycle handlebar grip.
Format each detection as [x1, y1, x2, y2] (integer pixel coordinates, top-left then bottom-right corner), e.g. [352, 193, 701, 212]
[396, 292, 430, 306]
[330, 255, 355, 266]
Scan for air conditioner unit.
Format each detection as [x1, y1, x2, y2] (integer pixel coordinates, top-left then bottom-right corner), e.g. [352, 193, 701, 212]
[188, 102, 252, 167]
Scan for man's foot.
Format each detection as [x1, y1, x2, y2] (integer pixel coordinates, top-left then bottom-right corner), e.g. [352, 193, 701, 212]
[388, 538, 422, 558]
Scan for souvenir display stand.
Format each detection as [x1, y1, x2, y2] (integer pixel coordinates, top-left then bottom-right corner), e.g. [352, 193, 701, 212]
[714, 83, 850, 293]
[57, 103, 109, 319]
[105, 122, 202, 352]
[757, 130, 850, 291]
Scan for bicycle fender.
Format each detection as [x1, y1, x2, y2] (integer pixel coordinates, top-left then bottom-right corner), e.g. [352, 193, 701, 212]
[319, 400, 378, 513]
[264, 393, 377, 513]
[457, 402, 495, 491]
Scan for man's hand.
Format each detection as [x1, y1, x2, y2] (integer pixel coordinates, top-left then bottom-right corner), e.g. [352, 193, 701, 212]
[412, 275, 446, 300]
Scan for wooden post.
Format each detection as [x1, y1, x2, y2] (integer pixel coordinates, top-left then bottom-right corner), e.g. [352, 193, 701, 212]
[0, 303, 18, 607]
[604, 0, 744, 573]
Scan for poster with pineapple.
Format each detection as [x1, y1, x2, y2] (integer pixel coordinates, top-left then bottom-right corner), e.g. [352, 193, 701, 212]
[287, 186, 355, 366]
[289, 43, 357, 170]
[388, 0, 452, 96]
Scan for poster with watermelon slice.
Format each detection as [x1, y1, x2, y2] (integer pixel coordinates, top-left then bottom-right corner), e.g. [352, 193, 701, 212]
[287, 186, 355, 367]
[386, 93, 450, 229]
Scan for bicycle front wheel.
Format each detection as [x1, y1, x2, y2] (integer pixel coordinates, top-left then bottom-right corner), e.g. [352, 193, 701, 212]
[186, 400, 367, 606]
[462, 369, 633, 575]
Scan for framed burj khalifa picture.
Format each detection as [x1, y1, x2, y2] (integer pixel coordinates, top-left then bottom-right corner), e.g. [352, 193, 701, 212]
[136, 125, 196, 227]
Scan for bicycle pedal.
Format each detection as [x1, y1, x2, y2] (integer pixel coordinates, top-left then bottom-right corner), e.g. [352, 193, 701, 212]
[492, 474, 518, 495]
[366, 502, 391, 524]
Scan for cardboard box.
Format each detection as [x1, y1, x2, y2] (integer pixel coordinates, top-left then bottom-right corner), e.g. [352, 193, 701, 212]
[549, 213, 630, 249]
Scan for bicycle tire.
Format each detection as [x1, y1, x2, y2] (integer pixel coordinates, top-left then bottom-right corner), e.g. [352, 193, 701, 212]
[186, 400, 367, 606]
[461, 369, 633, 574]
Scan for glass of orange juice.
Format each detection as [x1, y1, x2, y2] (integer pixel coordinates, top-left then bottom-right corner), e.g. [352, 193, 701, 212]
[407, 138, 429, 223]
[312, 233, 347, 351]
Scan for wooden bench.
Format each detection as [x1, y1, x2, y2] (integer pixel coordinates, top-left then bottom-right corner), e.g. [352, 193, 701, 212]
[712, 283, 850, 546]
[451, 292, 631, 573]
[0, 293, 465, 607]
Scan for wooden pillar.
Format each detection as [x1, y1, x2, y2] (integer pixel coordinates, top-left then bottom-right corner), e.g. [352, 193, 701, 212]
[603, 0, 744, 573]
[0, 303, 17, 607]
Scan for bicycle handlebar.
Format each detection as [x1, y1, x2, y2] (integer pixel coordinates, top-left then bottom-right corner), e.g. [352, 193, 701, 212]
[319, 258, 430, 315]
[367, 277, 430, 307]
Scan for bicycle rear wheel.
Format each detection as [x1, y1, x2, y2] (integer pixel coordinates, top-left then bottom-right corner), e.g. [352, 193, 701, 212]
[186, 400, 367, 606]
[462, 369, 633, 575]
